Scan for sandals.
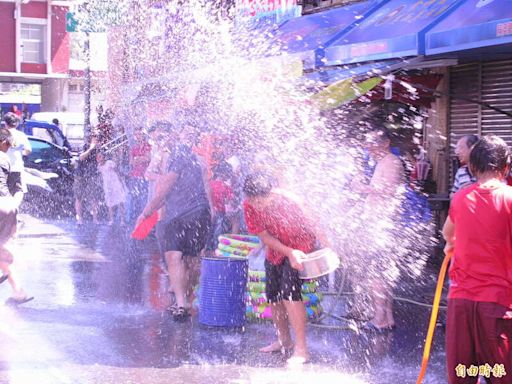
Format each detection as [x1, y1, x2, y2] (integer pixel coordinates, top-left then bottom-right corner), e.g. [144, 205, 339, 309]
[5, 296, 34, 306]
[0, 274, 8, 285]
[167, 305, 190, 321]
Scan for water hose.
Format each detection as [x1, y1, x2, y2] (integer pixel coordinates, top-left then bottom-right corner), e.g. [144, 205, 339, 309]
[416, 250, 453, 384]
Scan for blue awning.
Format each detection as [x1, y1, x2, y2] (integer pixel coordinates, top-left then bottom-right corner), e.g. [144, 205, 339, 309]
[271, 0, 385, 69]
[323, 0, 462, 65]
[426, 0, 512, 55]
[304, 59, 403, 84]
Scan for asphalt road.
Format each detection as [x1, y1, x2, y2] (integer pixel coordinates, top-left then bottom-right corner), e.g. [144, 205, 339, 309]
[0, 215, 448, 384]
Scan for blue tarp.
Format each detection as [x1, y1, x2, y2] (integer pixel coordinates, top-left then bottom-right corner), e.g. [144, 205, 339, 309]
[323, 0, 462, 65]
[426, 0, 512, 55]
[271, 0, 385, 69]
[304, 59, 402, 84]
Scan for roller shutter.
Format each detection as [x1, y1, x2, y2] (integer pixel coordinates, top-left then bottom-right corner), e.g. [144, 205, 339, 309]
[448, 60, 512, 182]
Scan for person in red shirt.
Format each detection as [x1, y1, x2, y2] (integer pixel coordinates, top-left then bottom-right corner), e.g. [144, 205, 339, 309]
[205, 161, 235, 254]
[243, 172, 316, 365]
[443, 135, 512, 384]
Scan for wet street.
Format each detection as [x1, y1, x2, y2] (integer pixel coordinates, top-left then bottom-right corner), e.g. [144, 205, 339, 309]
[0, 214, 448, 384]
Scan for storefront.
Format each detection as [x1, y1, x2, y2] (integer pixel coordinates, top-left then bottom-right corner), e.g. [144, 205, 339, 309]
[264, 0, 512, 197]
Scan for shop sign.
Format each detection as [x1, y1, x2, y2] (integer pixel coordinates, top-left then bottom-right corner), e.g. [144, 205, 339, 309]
[236, 0, 302, 25]
[497, 21, 512, 36]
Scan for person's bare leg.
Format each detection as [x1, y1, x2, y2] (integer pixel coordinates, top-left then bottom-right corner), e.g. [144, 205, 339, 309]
[91, 203, 99, 224]
[370, 281, 390, 329]
[385, 290, 395, 329]
[165, 251, 187, 308]
[75, 199, 83, 223]
[283, 300, 308, 360]
[119, 203, 126, 225]
[108, 207, 114, 224]
[260, 302, 293, 352]
[185, 256, 200, 309]
[0, 247, 25, 297]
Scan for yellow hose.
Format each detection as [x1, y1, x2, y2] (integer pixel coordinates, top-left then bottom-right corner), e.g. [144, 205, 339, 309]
[416, 250, 453, 384]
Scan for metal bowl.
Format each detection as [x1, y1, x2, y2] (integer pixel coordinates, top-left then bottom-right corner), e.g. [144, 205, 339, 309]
[299, 248, 340, 280]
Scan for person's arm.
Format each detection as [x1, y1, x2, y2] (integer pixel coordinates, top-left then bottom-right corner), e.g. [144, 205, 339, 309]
[137, 171, 178, 224]
[21, 133, 31, 156]
[79, 139, 97, 161]
[442, 216, 455, 254]
[257, 230, 306, 271]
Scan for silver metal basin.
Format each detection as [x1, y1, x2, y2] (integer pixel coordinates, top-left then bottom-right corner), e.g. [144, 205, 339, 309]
[299, 248, 340, 280]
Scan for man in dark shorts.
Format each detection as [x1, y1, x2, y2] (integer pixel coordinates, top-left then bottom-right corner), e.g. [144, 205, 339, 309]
[243, 172, 317, 365]
[137, 121, 211, 321]
[443, 136, 512, 384]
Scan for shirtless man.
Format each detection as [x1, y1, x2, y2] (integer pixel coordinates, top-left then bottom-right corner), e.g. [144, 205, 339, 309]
[351, 127, 404, 330]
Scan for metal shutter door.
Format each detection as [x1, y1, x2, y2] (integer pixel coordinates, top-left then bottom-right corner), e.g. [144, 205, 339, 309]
[448, 63, 480, 182]
[481, 60, 512, 145]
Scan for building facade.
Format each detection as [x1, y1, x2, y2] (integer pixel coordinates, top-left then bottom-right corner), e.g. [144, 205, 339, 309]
[0, 0, 73, 112]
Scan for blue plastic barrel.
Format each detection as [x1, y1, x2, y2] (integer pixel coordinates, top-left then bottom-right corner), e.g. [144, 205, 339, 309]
[199, 257, 248, 327]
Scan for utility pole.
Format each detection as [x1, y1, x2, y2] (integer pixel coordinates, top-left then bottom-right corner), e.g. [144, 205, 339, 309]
[84, 31, 92, 141]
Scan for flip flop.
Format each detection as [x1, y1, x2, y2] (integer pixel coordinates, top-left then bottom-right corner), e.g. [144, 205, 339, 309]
[0, 274, 8, 285]
[5, 296, 34, 306]
[170, 306, 190, 322]
[260, 344, 293, 355]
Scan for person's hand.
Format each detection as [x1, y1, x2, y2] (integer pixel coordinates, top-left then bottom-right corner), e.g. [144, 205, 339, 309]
[288, 249, 306, 271]
[444, 242, 454, 256]
[350, 177, 368, 194]
[134, 214, 145, 230]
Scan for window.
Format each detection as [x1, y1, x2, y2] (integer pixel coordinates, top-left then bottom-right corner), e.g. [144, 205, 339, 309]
[21, 23, 46, 64]
[31, 127, 54, 143]
[27, 139, 63, 164]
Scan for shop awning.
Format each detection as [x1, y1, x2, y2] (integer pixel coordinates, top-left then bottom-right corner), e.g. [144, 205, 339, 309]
[304, 59, 403, 84]
[323, 0, 462, 65]
[271, 0, 385, 69]
[426, 0, 512, 55]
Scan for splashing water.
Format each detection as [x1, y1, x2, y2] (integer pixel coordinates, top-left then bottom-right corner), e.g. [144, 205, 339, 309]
[94, 0, 433, 374]
[106, 0, 432, 291]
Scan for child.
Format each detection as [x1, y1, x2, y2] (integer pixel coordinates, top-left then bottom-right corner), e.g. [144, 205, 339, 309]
[97, 151, 127, 226]
[443, 136, 512, 384]
[0, 128, 33, 305]
[243, 172, 316, 365]
[205, 161, 236, 253]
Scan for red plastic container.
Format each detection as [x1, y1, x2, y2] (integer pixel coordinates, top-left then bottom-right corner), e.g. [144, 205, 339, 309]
[131, 212, 158, 240]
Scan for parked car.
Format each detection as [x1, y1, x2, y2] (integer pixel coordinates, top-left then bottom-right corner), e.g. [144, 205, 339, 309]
[24, 136, 75, 215]
[30, 112, 96, 150]
[22, 120, 72, 151]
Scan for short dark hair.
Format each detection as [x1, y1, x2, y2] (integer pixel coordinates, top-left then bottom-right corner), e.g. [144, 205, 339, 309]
[469, 136, 510, 175]
[3, 112, 19, 128]
[463, 134, 479, 149]
[0, 128, 13, 145]
[52, 118, 59, 125]
[243, 172, 273, 197]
